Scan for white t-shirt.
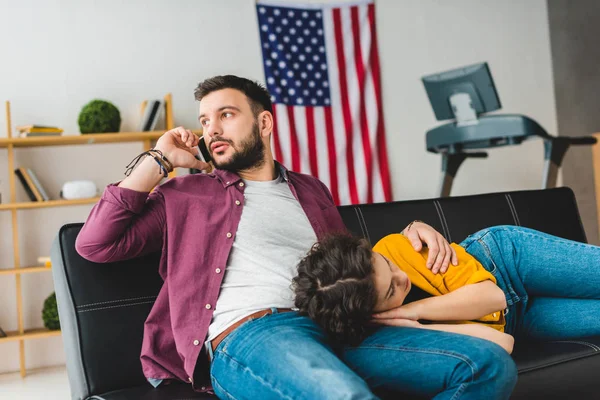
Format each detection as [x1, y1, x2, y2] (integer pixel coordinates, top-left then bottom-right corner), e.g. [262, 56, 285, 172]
[205, 174, 317, 346]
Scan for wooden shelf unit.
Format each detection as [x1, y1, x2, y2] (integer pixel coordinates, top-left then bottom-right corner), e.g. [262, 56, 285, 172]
[0, 265, 52, 276]
[0, 94, 175, 377]
[0, 131, 164, 148]
[0, 328, 62, 344]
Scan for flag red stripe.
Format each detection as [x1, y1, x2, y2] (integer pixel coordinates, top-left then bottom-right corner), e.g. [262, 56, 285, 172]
[350, 6, 374, 204]
[286, 105, 301, 172]
[305, 108, 318, 177]
[368, 3, 392, 201]
[332, 8, 360, 204]
[271, 106, 284, 164]
[324, 106, 340, 205]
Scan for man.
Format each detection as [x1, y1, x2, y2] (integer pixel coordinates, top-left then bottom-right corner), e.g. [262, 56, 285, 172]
[76, 75, 517, 399]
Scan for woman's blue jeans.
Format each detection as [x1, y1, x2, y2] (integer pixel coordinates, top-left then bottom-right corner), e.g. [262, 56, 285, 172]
[209, 309, 517, 399]
[460, 225, 600, 340]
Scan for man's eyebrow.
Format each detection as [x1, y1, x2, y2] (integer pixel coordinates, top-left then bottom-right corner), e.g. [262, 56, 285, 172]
[198, 105, 242, 120]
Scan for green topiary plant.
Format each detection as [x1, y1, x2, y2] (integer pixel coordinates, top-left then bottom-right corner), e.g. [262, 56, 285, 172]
[42, 292, 60, 330]
[78, 99, 121, 134]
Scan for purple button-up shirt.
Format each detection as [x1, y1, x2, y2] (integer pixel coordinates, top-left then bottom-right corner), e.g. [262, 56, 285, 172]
[75, 163, 346, 390]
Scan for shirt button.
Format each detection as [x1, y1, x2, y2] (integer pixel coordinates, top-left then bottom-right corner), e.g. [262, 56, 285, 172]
[201, 386, 206, 391]
[193, 339, 200, 346]
[493, 313, 497, 318]
[239, 182, 245, 187]
[235, 200, 241, 205]
[205, 304, 212, 309]
[226, 181, 230, 185]
[226, 232, 232, 238]
[215, 268, 222, 273]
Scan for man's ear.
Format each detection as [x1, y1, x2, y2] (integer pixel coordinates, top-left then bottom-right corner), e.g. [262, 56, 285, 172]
[258, 110, 274, 138]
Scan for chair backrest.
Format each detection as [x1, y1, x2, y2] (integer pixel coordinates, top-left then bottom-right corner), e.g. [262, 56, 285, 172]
[51, 187, 586, 399]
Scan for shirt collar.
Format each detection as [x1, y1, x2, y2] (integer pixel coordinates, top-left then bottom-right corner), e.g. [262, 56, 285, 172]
[212, 160, 289, 188]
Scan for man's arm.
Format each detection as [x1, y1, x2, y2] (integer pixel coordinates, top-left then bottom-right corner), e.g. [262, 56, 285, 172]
[76, 127, 209, 263]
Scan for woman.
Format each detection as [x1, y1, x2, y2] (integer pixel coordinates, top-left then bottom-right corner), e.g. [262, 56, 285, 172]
[292, 224, 600, 353]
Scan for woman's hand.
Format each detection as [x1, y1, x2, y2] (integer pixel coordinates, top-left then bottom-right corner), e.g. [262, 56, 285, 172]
[372, 303, 421, 327]
[371, 317, 422, 328]
[373, 303, 420, 321]
[404, 221, 458, 274]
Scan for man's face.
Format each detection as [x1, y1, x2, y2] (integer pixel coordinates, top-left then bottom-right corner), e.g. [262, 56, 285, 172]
[198, 88, 266, 172]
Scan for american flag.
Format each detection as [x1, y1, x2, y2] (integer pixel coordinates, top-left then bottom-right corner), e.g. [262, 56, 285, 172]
[256, 0, 392, 205]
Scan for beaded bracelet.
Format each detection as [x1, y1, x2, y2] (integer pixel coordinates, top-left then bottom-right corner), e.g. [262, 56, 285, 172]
[124, 149, 173, 177]
[148, 149, 173, 172]
[148, 153, 169, 177]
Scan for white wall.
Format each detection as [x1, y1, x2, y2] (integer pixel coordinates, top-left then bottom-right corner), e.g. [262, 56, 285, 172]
[0, 0, 555, 374]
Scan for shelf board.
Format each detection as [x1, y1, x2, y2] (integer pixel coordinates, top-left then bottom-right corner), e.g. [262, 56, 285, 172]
[0, 131, 164, 148]
[0, 197, 100, 211]
[0, 328, 61, 343]
[0, 265, 51, 276]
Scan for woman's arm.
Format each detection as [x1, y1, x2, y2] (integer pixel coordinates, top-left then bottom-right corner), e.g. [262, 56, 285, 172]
[374, 281, 507, 322]
[374, 318, 514, 354]
[424, 323, 514, 354]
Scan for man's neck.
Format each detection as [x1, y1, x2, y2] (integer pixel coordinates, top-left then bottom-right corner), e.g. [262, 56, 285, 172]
[237, 159, 278, 182]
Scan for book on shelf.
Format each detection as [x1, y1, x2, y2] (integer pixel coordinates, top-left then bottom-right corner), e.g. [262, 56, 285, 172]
[16, 125, 64, 134]
[19, 131, 63, 138]
[14, 168, 49, 202]
[138, 100, 163, 131]
[27, 169, 50, 200]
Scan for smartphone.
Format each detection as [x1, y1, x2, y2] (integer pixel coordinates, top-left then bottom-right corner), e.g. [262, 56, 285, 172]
[195, 136, 212, 163]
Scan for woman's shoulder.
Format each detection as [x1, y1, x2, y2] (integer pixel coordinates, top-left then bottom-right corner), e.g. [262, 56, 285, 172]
[373, 233, 413, 254]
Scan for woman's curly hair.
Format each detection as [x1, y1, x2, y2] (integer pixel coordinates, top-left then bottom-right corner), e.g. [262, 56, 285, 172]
[292, 233, 377, 346]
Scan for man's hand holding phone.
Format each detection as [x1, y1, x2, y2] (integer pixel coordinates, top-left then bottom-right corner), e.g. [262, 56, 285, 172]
[154, 127, 210, 171]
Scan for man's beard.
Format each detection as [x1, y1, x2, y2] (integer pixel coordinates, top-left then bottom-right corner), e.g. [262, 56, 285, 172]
[211, 121, 266, 172]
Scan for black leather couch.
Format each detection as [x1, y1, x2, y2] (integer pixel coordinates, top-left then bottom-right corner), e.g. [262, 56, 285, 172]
[51, 187, 600, 400]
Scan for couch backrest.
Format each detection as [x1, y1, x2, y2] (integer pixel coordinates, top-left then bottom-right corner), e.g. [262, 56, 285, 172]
[338, 187, 586, 245]
[51, 187, 586, 399]
[52, 227, 163, 399]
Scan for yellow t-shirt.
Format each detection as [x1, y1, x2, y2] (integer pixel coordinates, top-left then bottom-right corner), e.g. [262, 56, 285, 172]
[373, 234, 506, 332]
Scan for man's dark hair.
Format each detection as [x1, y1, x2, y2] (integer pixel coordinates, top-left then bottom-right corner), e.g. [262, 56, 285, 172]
[292, 233, 378, 346]
[194, 75, 273, 115]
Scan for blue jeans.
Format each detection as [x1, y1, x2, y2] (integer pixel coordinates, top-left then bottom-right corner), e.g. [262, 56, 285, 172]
[460, 225, 600, 339]
[209, 309, 517, 399]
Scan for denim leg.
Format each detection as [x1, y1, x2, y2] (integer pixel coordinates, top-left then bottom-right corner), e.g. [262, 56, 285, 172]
[521, 297, 600, 340]
[461, 225, 600, 298]
[210, 311, 378, 400]
[460, 225, 600, 336]
[342, 326, 517, 400]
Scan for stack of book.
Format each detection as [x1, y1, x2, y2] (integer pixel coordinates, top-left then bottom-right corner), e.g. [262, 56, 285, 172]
[17, 125, 63, 138]
[138, 100, 163, 131]
[15, 167, 50, 202]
